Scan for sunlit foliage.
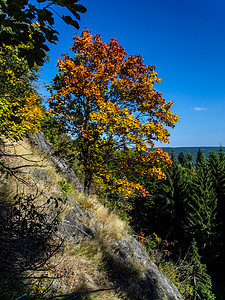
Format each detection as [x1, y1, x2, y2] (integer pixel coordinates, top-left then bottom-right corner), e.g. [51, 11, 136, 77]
[0, 0, 86, 67]
[49, 29, 179, 193]
[0, 45, 43, 139]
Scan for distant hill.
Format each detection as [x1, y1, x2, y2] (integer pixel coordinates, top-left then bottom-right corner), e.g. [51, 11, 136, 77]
[151, 147, 224, 162]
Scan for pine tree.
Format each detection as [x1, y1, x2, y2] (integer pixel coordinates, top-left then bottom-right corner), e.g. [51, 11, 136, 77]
[196, 148, 207, 169]
[208, 150, 225, 298]
[208, 151, 225, 253]
[188, 239, 215, 300]
[177, 151, 188, 168]
[218, 145, 225, 162]
[143, 151, 189, 240]
[184, 151, 217, 252]
[187, 152, 194, 170]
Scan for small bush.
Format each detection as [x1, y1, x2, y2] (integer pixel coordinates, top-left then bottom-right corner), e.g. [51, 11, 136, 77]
[59, 179, 73, 194]
[137, 232, 194, 299]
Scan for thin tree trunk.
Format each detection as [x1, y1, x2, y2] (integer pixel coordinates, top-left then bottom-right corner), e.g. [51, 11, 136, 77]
[84, 168, 93, 195]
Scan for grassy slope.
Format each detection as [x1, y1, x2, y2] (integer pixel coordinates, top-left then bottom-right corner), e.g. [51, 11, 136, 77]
[0, 137, 129, 299]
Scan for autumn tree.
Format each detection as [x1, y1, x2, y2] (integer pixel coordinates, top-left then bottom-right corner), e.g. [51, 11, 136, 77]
[0, 44, 43, 139]
[0, 0, 86, 67]
[49, 29, 180, 194]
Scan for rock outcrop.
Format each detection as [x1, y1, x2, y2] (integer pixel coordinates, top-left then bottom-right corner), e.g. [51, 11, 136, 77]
[27, 131, 83, 191]
[27, 132, 183, 300]
[110, 239, 183, 299]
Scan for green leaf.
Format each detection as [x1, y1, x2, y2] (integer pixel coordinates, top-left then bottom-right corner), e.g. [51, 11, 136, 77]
[62, 15, 79, 29]
[72, 11, 81, 21]
[73, 4, 87, 14]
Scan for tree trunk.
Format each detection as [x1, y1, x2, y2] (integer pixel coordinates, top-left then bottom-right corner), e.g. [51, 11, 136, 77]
[84, 168, 93, 195]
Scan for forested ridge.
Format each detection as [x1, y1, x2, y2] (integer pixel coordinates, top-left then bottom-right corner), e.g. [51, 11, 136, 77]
[0, 1, 224, 299]
[150, 147, 225, 162]
[128, 148, 225, 299]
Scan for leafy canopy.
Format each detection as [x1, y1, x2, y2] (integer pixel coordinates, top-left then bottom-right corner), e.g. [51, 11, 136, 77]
[0, 0, 86, 67]
[0, 45, 43, 139]
[49, 29, 180, 193]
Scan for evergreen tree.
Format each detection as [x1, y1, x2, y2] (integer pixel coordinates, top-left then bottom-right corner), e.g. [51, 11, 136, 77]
[196, 148, 207, 169]
[177, 151, 187, 168]
[208, 151, 225, 253]
[188, 239, 215, 300]
[184, 152, 217, 253]
[142, 151, 189, 240]
[166, 156, 189, 240]
[187, 152, 194, 170]
[218, 145, 225, 162]
[208, 150, 225, 298]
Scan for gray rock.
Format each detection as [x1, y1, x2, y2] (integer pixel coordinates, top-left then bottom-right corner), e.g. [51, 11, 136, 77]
[58, 202, 95, 241]
[27, 132, 83, 191]
[51, 156, 83, 191]
[27, 131, 54, 155]
[27, 131, 183, 299]
[110, 239, 183, 300]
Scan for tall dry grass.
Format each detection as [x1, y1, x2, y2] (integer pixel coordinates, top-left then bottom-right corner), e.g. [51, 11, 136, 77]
[0, 136, 130, 299]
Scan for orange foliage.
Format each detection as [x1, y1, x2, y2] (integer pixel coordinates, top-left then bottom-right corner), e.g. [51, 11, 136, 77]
[49, 29, 179, 194]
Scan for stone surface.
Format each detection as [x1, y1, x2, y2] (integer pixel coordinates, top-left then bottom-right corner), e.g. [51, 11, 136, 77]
[111, 239, 183, 300]
[27, 131, 183, 299]
[58, 199, 95, 241]
[27, 132, 83, 191]
[27, 131, 54, 155]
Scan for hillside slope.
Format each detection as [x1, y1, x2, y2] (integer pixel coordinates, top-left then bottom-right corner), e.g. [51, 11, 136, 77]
[0, 133, 183, 300]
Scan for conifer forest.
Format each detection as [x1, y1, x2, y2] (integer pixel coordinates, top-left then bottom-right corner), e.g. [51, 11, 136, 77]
[127, 148, 225, 299]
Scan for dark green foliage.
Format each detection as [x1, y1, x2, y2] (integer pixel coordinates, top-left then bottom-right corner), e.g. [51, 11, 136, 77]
[177, 151, 187, 167]
[186, 152, 194, 170]
[184, 161, 217, 251]
[208, 151, 225, 241]
[0, 0, 86, 67]
[207, 150, 225, 297]
[196, 148, 207, 169]
[152, 157, 188, 240]
[187, 152, 193, 162]
[120, 149, 221, 298]
[218, 145, 225, 162]
[130, 152, 189, 241]
[188, 240, 215, 300]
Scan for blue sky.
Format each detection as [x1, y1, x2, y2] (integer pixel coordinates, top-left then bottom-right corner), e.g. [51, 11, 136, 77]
[38, 0, 225, 147]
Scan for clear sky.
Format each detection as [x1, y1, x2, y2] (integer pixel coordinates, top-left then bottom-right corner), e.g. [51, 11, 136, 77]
[38, 0, 225, 147]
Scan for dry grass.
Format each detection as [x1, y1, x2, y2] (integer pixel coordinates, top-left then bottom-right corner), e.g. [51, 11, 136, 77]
[40, 239, 123, 299]
[0, 137, 131, 299]
[0, 138, 70, 206]
[0, 138, 53, 197]
[86, 196, 127, 241]
[1, 137, 128, 241]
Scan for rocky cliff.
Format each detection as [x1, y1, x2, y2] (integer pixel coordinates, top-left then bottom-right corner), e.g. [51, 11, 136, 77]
[0, 132, 183, 299]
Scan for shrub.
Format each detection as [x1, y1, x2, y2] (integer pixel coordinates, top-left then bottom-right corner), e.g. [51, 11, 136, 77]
[59, 179, 73, 194]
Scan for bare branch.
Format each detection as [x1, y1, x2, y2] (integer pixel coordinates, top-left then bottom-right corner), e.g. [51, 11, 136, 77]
[43, 286, 119, 299]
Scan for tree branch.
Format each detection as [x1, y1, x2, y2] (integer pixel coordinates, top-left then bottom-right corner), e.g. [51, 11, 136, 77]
[43, 286, 119, 299]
